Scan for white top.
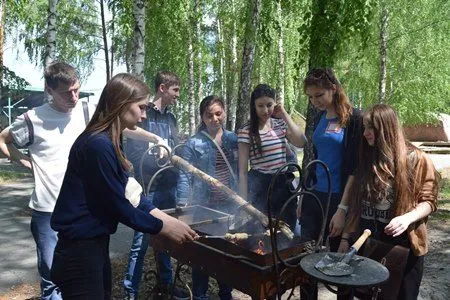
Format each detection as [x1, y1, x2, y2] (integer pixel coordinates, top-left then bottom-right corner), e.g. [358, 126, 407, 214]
[9, 101, 95, 212]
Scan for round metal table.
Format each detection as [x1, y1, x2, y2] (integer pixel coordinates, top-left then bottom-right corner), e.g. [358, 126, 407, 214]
[300, 252, 389, 290]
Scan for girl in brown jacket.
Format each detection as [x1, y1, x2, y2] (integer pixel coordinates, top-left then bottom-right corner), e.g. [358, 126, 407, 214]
[339, 104, 439, 300]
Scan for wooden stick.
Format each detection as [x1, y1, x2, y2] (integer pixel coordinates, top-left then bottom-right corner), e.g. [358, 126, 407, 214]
[171, 155, 294, 240]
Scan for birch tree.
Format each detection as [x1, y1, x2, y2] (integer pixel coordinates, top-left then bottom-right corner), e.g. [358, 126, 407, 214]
[131, 0, 145, 80]
[99, 0, 110, 81]
[235, 0, 261, 130]
[378, 1, 388, 103]
[44, 0, 57, 67]
[188, 23, 196, 135]
[276, 0, 285, 105]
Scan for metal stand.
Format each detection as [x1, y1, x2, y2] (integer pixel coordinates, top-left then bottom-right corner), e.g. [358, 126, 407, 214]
[262, 159, 333, 299]
[299, 252, 389, 296]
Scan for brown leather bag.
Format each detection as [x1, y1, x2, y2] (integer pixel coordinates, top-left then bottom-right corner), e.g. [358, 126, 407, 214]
[355, 238, 410, 300]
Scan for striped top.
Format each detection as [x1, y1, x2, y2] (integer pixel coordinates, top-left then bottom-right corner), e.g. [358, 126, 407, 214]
[209, 146, 232, 204]
[238, 118, 288, 174]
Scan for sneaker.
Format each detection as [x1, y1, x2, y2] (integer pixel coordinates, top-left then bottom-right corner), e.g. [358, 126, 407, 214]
[154, 283, 190, 300]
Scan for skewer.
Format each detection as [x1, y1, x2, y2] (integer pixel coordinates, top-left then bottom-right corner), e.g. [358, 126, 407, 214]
[200, 231, 276, 241]
[200, 233, 251, 241]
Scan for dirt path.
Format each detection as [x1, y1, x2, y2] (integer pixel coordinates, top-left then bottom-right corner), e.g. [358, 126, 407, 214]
[418, 215, 450, 300]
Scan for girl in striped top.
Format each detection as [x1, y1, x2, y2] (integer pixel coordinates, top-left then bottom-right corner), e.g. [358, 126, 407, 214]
[238, 84, 307, 229]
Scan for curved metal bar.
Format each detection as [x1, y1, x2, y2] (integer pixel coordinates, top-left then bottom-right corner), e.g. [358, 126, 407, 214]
[302, 160, 332, 250]
[264, 159, 332, 299]
[170, 143, 197, 207]
[145, 165, 177, 196]
[138, 143, 172, 196]
[265, 162, 303, 300]
[271, 190, 324, 268]
[172, 262, 193, 300]
[323, 282, 352, 295]
[278, 268, 297, 300]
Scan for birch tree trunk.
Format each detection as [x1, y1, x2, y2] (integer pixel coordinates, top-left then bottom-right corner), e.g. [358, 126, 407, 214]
[236, 0, 261, 130]
[379, 3, 388, 103]
[226, 0, 238, 131]
[195, 0, 202, 129]
[110, 5, 115, 76]
[276, 0, 285, 105]
[132, 0, 145, 80]
[217, 18, 225, 98]
[100, 0, 110, 82]
[44, 0, 57, 67]
[188, 26, 196, 135]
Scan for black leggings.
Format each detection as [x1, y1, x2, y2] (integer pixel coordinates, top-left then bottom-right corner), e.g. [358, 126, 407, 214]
[51, 235, 112, 299]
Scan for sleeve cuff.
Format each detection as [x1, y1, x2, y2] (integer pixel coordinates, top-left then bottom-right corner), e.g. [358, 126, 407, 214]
[137, 194, 154, 213]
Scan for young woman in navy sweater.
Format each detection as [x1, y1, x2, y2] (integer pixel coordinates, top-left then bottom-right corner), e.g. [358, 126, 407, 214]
[50, 73, 197, 299]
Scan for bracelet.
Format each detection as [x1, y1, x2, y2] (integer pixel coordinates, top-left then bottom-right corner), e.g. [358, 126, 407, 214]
[341, 237, 349, 242]
[338, 204, 348, 213]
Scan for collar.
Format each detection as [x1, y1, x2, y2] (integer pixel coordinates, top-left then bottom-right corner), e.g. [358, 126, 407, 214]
[148, 102, 169, 114]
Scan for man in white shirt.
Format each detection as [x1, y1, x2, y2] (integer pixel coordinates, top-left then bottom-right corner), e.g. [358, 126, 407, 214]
[0, 62, 91, 299]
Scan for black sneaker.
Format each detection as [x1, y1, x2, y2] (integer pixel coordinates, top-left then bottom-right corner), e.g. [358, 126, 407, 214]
[153, 283, 190, 300]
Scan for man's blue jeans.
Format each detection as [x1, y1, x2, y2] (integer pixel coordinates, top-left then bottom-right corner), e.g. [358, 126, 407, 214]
[30, 210, 62, 300]
[124, 189, 175, 297]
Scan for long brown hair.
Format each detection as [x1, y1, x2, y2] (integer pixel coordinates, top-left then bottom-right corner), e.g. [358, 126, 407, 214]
[249, 84, 276, 156]
[351, 104, 412, 219]
[85, 73, 150, 170]
[303, 68, 352, 127]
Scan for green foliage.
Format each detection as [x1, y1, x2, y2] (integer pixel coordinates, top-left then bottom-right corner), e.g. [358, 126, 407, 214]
[108, 0, 134, 71]
[335, 0, 450, 125]
[1, 66, 30, 99]
[5, 0, 448, 128]
[1, 66, 29, 90]
[6, 0, 101, 82]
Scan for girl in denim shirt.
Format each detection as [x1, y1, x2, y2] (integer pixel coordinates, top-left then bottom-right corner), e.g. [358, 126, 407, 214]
[177, 95, 237, 300]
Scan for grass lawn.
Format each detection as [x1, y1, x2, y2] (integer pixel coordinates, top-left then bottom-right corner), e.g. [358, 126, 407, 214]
[0, 169, 31, 184]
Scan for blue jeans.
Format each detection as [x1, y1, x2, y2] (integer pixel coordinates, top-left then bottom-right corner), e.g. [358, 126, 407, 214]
[124, 189, 176, 297]
[30, 210, 62, 300]
[192, 268, 232, 300]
